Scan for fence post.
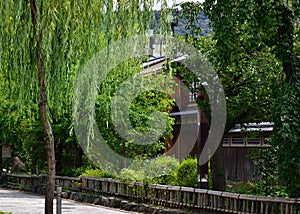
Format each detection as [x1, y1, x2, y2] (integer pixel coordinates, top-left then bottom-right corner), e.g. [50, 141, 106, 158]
[56, 186, 62, 214]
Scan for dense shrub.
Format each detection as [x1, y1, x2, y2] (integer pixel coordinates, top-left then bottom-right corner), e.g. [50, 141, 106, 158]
[173, 157, 198, 188]
[78, 156, 201, 189]
[82, 169, 116, 179]
[226, 181, 288, 197]
[56, 167, 86, 177]
[120, 155, 179, 183]
[248, 147, 288, 197]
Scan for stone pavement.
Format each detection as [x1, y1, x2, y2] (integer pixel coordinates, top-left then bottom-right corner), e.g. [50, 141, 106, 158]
[0, 188, 137, 214]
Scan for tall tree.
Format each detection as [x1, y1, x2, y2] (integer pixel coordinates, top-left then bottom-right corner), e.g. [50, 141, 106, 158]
[0, 0, 154, 213]
[202, 0, 300, 196]
[176, 1, 284, 190]
[29, 1, 56, 211]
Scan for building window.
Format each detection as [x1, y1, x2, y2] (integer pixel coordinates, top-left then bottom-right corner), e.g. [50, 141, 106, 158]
[246, 136, 262, 146]
[232, 137, 245, 146]
[222, 137, 229, 146]
[189, 81, 201, 103]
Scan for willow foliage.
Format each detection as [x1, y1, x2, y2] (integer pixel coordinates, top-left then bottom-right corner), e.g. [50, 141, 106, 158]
[1, 2, 157, 212]
[0, 0, 154, 118]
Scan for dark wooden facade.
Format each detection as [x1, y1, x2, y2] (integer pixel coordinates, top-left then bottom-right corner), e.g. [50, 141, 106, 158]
[222, 123, 272, 182]
[144, 55, 273, 183]
[168, 76, 273, 182]
[224, 147, 260, 181]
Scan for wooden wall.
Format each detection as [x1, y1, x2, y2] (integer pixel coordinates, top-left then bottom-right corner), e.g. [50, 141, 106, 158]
[224, 147, 261, 182]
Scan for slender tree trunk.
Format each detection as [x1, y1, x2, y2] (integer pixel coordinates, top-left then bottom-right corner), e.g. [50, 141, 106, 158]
[30, 1, 56, 213]
[56, 140, 63, 172]
[73, 141, 83, 168]
[41, 108, 55, 214]
[0, 146, 2, 172]
[198, 122, 209, 188]
[31, 156, 37, 175]
[211, 144, 225, 191]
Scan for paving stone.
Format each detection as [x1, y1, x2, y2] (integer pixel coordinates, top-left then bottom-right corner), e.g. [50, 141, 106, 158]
[0, 188, 137, 214]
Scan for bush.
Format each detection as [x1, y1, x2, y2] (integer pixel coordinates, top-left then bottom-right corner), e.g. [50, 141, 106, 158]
[226, 181, 257, 195]
[248, 147, 288, 197]
[57, 167, 86, 177]
[226, 181, 288, 197]
[77, 156, 201, 189]
[120, 168, 145, 182]
[120, 155, 179, 183]
[120, 156, 200, 188]
[82, 169, 115, 179]
[173, 157, 198, 188]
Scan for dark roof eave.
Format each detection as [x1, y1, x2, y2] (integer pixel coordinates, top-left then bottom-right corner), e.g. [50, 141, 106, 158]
[170, 109, 198, 118]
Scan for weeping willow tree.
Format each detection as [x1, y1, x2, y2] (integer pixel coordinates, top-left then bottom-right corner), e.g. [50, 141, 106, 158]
[0, 0, 154, 213]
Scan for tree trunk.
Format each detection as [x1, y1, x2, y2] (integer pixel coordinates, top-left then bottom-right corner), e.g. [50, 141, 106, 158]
[42, 113, 55, 214]
[56, 140, 63, 172]
[0, 146, 2, 172]
[30, 1, 56, 213]
[198, 122, 209, 188]
[31, 156, 37, 175]
[73, 141, 83, 168]
[211, 144, 225, 191]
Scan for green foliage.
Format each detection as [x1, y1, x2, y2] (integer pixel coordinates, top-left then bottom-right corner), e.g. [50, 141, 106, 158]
[18, 119, 46, 174]
[96, 60, 175, 160]
[82, 169, 116, 179]
[172, 157, 198, 188]
[120, 155, 179, 183]
[272, 73, 300, 197]
[80, 156, 200, 188]
[0, 0, 157, 178]
[56, 166, 87, 177]
[76, 155, 180, 183]
[177, 2, 203, 40]
[201, 0, 300, 197]
[248, 147, 288, 197]
[175, 2, 283, 131]
[226, 181, 257, 195]
[227, 180, 288, 198]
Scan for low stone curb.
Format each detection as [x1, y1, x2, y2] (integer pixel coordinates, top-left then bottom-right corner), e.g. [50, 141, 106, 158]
[1, 185, 187, 214]
[68, 192, 186, 214]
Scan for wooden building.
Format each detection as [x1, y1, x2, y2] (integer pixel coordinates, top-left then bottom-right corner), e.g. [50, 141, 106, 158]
[143, 42, 273, 184]
[223, 123, 272, 182]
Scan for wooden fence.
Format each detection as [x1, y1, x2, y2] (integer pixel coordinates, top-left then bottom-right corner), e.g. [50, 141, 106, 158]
[4, 173, 300, 214]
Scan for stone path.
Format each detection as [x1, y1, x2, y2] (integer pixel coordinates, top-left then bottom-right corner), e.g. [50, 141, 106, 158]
[0, 189, 137, 214]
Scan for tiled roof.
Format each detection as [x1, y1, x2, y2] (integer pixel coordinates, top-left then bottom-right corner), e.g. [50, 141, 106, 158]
[228, 122, 274, 133]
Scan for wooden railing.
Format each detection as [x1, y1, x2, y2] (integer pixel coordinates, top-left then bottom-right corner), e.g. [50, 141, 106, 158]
[3, 173, 300, 214]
